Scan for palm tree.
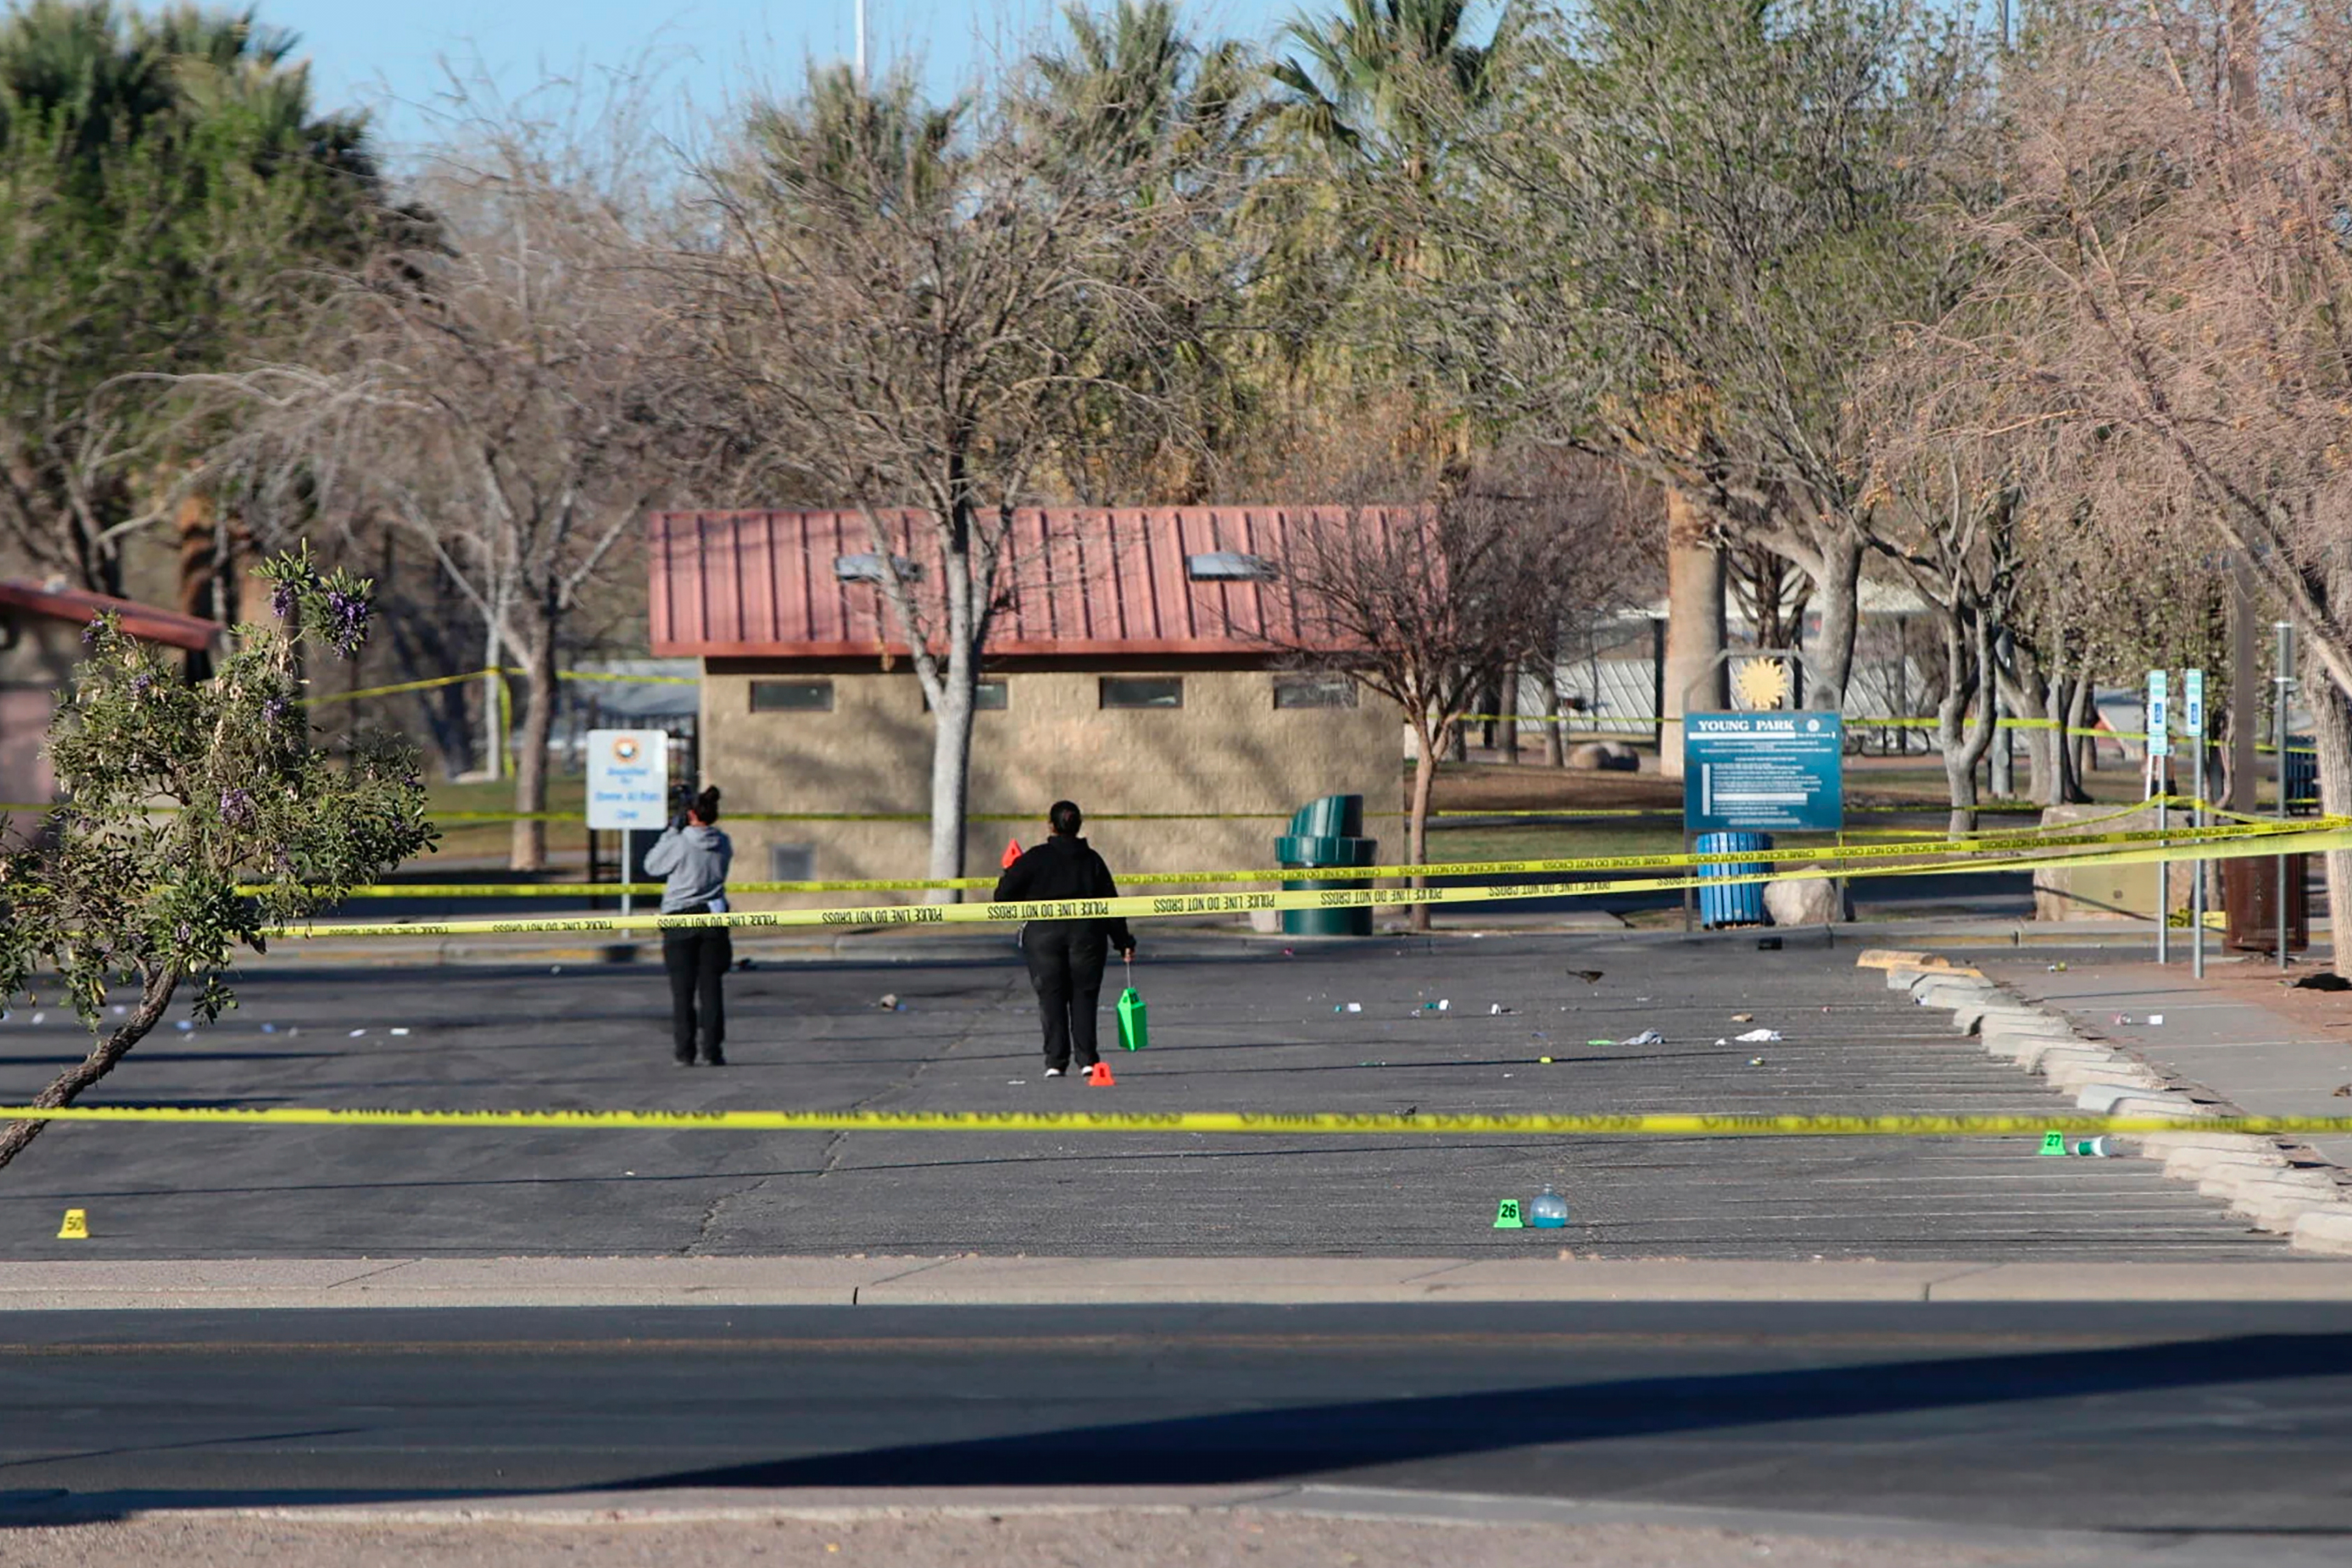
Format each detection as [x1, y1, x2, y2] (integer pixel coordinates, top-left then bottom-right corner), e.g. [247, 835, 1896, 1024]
[1026, 0, 1261, 177]
[747, 61, 965, 222]
[1271, 0, 1514, 186]
[0, 2, 383, 604]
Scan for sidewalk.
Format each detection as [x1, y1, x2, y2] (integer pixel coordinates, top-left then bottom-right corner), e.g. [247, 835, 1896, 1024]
[1987, 953, 2352, 1169]
[7, 1255, 2352, 1310]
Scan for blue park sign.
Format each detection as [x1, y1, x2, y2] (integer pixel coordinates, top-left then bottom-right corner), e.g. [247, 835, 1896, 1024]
[1683, 712, 1845, 833]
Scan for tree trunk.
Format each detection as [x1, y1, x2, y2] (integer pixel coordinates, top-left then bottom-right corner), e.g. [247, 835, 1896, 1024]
[509, 630, 559, 871]
[2229, 559, 2261, 810]
[1498, 660, 1520, 764]
[1542, 675, 1565, 767]
[1939, 610, 1997, 835]
[1660, 488, 1724, 780]
[480, 622, 505, 784]
[1988, 694, 2014, 798]
[0, 966, 177, 1170]
[2310, 670, 2352, 979]
[2070, 674, 2097, 782]
[1407, 726, 1438, 933]
[927, 649, 978, 898]
[2046, 672, 2087, 806]
[1806, 531, 1864, 713]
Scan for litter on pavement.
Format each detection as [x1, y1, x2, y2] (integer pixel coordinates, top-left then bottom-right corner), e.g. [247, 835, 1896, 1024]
[1735, 1028, 1782, 1044]
[1618, 1029, 1664, 1047]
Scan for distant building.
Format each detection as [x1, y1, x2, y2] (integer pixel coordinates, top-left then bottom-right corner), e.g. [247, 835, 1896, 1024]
[0, 579, 224, 808]
[646, 508, 1404, 901]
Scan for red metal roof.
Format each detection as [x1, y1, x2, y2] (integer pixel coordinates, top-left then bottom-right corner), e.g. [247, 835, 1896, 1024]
[647, 507, 1411, 657]
[0, 580, 222, 652]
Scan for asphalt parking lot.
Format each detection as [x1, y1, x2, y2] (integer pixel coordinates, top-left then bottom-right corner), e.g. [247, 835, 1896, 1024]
[0, 931, 2289, 1260]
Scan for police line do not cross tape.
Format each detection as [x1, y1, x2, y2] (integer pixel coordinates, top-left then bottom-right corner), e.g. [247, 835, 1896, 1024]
[8, 1104, 2352, 1139]
[259, 821, 2352, 942]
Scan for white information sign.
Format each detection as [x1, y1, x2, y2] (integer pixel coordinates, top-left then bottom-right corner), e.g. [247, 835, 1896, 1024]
[2147, 670, 2171, 759]
[586, 729, 670, 831]
[2184, 668, 2204, 734]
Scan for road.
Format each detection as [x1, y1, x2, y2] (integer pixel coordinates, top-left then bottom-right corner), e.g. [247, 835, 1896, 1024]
[0, 932, 2286, 1259]
[1, 1301, 2348, 1561]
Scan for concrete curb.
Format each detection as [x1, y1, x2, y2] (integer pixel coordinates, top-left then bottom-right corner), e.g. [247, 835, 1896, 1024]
[6, 1255, 2352, 1309]
[1867, 951, 2352, 1252]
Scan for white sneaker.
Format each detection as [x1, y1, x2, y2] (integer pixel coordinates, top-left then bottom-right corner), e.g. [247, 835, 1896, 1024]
[1043, 1067, 1065, 1078]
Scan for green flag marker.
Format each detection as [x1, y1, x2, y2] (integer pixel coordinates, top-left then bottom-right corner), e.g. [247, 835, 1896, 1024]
[2038, 1130, 2066, 1156]
[1493, 1198, 1525, 1229]
[1117, 987, 1148, 1052]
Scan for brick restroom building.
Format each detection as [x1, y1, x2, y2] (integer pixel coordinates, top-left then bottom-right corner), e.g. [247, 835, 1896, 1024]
[1, 578, 224, 809]
[646, 507, 1405, 904]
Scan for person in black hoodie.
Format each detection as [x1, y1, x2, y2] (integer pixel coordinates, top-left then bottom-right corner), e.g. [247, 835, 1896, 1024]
[994, 800, 1136, 1078]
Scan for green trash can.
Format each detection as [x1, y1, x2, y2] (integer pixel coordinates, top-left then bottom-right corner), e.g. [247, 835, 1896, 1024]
[1279, 795, 1379, 937]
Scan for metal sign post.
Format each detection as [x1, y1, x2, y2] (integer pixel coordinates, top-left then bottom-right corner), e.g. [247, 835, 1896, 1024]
[2186, 668, 2205, 979]
[2276, 623, 2296, 971]
[2147, 670, 2170, 964]
[587, 728, 671, 919]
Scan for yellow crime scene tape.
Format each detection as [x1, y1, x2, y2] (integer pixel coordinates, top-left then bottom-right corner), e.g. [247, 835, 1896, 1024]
[4, 1105, 2352, 1138]
[257, 820, 2352, 941]
[304, 666, 699, 706]
[270, 808, 2340, 899]
[18, 823, 2348, 1147]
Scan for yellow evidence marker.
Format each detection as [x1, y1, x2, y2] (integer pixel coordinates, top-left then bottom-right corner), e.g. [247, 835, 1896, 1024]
[57, 1208, 87, 1239]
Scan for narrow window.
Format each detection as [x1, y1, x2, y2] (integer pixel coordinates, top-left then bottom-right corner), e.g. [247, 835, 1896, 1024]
[1186, 551, 1276, 582]
[834, 553, 920, 584]
[1100, 677, 1184, 710]
[1274, 676, 1357, 709]
[924, 680, 1008, 712]
[750, 679, 834, 713]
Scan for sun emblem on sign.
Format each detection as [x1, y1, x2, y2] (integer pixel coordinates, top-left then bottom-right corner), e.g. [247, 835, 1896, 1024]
[1733, 658, 1792, 710]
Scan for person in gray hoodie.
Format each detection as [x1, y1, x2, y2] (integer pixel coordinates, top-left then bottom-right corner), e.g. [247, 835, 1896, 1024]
[645, 785, 733, 1065]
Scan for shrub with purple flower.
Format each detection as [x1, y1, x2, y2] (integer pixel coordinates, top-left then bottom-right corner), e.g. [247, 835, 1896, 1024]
[0, 547, 435, 1173]
[324, 588, 371, 658]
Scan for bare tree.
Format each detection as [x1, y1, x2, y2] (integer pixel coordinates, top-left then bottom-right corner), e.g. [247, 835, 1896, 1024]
[1262, 449, 1645, 929]
[1911, 0, 2352, 942]
[1397, 0, 1982, 713]
[684, 62, 1232, 889]
[203, 100, 702, 868]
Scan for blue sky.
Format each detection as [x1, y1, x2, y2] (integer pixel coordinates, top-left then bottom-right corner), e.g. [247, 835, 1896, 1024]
[260, 0, 1314, 156]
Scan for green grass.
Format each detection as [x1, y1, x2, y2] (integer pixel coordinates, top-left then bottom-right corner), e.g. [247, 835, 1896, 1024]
[419, 775, 589, 861]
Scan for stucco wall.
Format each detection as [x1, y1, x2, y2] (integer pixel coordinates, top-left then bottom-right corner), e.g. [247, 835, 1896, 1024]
[699, 665, 1402, 905]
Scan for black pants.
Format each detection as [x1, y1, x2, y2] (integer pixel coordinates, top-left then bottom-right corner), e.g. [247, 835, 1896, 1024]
[663, 913, 731, 1062]
[1023, 922, 1108, 1071]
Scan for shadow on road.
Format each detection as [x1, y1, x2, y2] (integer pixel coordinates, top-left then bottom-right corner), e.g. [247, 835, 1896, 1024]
[615, 1331, 2352, 1491]
[8, 1327, 2352, 1530]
